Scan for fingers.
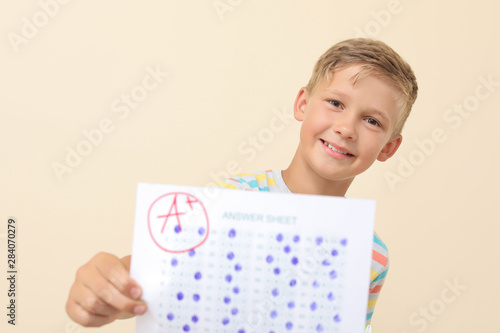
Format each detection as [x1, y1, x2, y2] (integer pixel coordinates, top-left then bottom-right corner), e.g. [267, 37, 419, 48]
[92, 252, 139, 301]
[68, 279, 120, 317]
[66, 252, 147, 327]
[66, 297, 115, 327]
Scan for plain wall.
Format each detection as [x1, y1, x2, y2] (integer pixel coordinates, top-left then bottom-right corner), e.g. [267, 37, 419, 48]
[1, 0, 498, 332]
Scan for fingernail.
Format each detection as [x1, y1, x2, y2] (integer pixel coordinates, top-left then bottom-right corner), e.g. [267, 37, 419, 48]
[131, 287, 141, 299]
[134, 305, 146, 315]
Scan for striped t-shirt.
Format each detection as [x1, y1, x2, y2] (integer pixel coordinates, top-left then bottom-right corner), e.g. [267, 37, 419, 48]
[216, 170, 389, 325]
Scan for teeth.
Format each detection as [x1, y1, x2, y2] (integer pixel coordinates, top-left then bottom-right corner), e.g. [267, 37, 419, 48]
[322, 140, 350, 155]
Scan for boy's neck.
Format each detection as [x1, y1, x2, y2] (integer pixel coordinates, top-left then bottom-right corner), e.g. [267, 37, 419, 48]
[282, 148, 354, 197]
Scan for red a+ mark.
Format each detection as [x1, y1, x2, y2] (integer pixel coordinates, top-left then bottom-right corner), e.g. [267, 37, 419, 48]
[158, 194, 185, 233]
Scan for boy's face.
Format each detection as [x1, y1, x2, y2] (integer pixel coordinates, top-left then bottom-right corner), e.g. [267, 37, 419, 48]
[294, 64, 402, 183]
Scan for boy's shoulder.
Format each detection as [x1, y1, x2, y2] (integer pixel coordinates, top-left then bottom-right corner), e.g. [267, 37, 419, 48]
[371, 232, 389, 280]
[216, 170, 289, 193]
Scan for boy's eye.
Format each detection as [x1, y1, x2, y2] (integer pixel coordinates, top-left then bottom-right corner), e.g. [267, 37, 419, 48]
[365, 118, 381, 127]
[328, 100, 342, 108]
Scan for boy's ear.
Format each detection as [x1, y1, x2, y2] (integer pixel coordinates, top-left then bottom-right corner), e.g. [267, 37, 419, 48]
[377, 134, 403, 162]
[293, 87, 309, 121]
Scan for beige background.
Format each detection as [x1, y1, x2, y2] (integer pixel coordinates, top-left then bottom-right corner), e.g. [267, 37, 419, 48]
[1, 0, 499, 332]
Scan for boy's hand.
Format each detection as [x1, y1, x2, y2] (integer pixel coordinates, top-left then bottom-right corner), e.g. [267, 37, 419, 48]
[66, 253, 147, 327]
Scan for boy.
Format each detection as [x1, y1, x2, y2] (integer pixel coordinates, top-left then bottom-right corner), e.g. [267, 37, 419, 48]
[66, 38, 418, 328]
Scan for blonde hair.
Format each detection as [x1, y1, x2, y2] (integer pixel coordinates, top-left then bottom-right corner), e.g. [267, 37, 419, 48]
[306, 38, 418, 135]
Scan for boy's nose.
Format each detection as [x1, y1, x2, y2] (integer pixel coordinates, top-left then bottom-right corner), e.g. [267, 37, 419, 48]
[333, 113, 357, 140]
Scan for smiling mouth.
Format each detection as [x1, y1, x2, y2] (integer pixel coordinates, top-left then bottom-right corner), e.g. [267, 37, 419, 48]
[320, 139, 354, 156]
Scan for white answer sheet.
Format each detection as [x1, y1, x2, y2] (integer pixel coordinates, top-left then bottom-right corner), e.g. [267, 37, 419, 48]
[130, 183, 376, 333]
